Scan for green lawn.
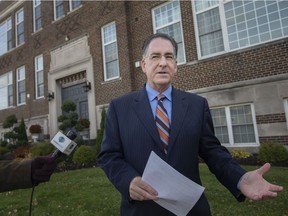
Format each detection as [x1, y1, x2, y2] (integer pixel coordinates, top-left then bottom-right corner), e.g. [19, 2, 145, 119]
[0, 164, 287, 216]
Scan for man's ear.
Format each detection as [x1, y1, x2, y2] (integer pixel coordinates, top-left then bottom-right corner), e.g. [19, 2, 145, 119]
[174, 60, 178, 74]
[141, 58, 146, 73]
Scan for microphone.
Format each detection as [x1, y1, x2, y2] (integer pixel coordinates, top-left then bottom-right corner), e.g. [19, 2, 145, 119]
[50, 130, 77, 158]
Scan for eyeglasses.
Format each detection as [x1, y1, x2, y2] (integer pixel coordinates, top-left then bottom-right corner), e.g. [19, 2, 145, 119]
[146, 54, 176, 62]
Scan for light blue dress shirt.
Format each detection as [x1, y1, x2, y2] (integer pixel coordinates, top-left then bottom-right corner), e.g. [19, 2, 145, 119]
[146, 83, 172, 123]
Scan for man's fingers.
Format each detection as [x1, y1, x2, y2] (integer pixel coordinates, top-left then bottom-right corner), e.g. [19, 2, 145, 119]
[269, 184, 284, 192]
[257, 163, 271, 176]
[129, 177, 158, 201]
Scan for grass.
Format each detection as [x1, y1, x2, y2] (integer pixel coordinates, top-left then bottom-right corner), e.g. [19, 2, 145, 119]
[0, 164, 287, 216]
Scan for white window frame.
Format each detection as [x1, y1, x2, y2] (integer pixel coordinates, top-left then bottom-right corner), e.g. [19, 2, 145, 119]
[15, 8, 24, 46]
[35, 54, 44, 99]
[69, 0, 81, 11]
[54, 0, 65, 20]
[17, 66, 26, 105]
[211, 103, 259, 147]
[192, 0, 288, 59]
[101, 21, 120, 81]
[0, 17, 12, 56]
[284, 99, 288, 130]
[0, 72, 13, 110]
[33, 0, 42, 32]
[152, 0, 186, 65]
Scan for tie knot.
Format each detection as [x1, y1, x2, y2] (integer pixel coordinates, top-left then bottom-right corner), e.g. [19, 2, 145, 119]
[157, 94, 166, 101]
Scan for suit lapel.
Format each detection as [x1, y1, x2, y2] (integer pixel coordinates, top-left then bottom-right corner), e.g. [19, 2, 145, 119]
[131, 88, 162, 146]
[168, 88, 189, 149]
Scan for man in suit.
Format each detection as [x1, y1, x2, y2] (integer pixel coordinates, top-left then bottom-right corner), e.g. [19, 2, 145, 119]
[97, 33, 283, 215]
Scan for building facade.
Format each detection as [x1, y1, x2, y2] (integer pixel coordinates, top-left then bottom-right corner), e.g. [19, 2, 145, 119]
[0, 0, 287, 152]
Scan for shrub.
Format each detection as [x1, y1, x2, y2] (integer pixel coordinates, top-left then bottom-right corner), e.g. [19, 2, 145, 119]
[12, 145, 31, 159]
[74, 137, 85, 147]
[17, 118, 28, 145]
[58, 100, 79, 132]
[0, 146, 9, 156]
[3, 114, 17, 129]
[258, 142, 288, 163]
[72, 145, 97, 165]
[96, 108, 106, 155]
[31, 141, 55, 157]
[230, 149, 252, 159]
[0, 140, 8, 147]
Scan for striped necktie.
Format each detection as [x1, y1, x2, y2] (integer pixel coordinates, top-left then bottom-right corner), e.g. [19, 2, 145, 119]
[155, 94, 170, 154]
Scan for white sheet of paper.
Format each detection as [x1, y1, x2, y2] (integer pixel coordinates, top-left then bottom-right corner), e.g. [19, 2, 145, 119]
[142, 151, 205, 216]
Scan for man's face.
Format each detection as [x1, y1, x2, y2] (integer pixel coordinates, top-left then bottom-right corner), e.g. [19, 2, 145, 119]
[141, 38, 177, 92]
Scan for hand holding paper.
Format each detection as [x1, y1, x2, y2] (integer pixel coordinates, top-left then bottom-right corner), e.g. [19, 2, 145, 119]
[142, 151, 205, 216]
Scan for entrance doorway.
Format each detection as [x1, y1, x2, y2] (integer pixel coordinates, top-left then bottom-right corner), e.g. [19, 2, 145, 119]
[61, 83, 88, 119]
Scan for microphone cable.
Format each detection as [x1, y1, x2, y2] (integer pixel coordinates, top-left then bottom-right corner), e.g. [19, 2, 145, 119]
[29, 184, 36, 216]
[27, 130, 77, 216]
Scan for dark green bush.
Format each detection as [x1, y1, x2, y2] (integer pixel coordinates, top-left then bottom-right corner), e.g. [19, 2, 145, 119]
[0, 140, 8, 147]
[74, 136, 85, 147]
[17, 118, 28, 145]
[72, 145, 97, 165]
[0, 146, 9, 156]
[258, 142, 288, 163]
[96, 108, 106, 155]
[3, 114, 17, 129]
[31, 141, 55, 157]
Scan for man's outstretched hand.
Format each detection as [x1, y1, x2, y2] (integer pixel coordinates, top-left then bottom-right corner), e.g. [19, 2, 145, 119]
[239, 163, 283, 200]
[31, 156, 57, 185]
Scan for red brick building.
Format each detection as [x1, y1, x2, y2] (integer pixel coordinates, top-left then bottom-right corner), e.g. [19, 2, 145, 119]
[0, 0, 287, 152]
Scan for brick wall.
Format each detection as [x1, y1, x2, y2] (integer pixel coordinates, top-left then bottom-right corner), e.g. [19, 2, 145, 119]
[0, 1, 288, 144]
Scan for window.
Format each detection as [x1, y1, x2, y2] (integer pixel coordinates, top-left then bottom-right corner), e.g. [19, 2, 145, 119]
[35, 55, 44, 98]
[33, 0, 42, 32]
[211, 104, 259, 146]
[70, 0, 81, 11]
[102, 22, 120, 81]
[192, 0, 288, 58]
[284, 99, 288, 130]
[152, 0, 186, 64]
[0, 17, 12, 55]
[0, 72, 13, 110]
[54, 0, 64, 20]
[17, 66, 26, 105]
[16, 8, 24, 46]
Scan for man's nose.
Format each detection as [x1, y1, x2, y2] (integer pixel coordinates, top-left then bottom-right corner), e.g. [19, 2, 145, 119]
[158, 56, 168, 66]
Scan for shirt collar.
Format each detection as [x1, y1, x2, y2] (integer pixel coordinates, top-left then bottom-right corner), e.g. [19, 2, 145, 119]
[146, 83, 172, 102]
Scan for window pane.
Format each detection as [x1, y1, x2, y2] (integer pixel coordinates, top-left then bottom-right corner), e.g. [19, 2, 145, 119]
[16, 9, 25, 46]
[17, 67, 25, 104]
[102, 23, 119, 80]
[105, 42, 117, 62]
[35, 55, 44, 98]
[71, 0, 81, 10]
[157, 22, 184, 63]
[224, 0, 288, 51]
[0, 22, 7, 55]
[197, 7, 224, 56]
[194, 0, 219, 12]
[230, 105, 255, 143]
[0, 73, 12, 109]
[106, 60, 119, 80]
[55, 0, 64, 19]
[211, 108, 229, 144]
[153, 1, 185, 63]
[34, 2, 42, 31]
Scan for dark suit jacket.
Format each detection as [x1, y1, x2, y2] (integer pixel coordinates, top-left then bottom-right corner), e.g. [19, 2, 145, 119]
[0, 159, 32, 192]
[98, 86, 246, 216]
